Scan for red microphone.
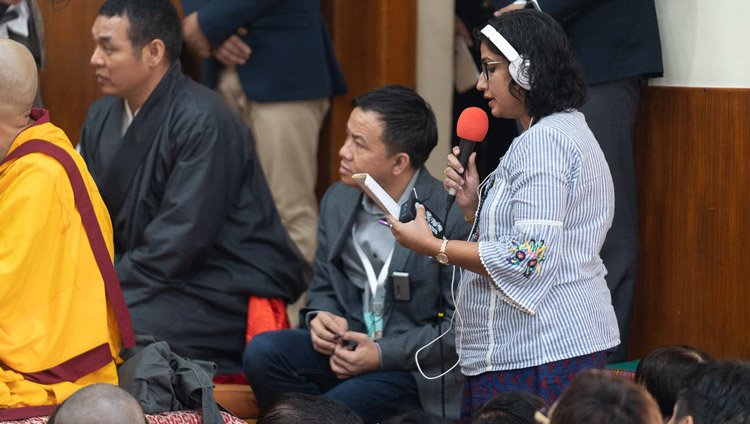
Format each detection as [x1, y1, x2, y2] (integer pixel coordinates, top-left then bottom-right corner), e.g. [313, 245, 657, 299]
[447, 107, 489, 211]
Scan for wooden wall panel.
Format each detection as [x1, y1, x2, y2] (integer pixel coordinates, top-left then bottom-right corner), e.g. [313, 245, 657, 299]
[629, 87, 750, 361]
[317, 0, 416, 197]
[38, 1, 102, 143]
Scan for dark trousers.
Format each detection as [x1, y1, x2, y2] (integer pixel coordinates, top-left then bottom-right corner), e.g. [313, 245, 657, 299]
[243, 329, 421, 424]
[579, 76, 642, 363]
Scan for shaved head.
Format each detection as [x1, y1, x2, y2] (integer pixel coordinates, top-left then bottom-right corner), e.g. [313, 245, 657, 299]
[0, 39, 37, 118]
[48, 384, 145, 424]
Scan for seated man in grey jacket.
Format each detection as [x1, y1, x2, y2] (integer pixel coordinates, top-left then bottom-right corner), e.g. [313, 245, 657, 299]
[244, 85, 470, 424]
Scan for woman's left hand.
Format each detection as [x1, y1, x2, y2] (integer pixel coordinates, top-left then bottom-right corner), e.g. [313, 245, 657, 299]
[388, 204, 442, 257]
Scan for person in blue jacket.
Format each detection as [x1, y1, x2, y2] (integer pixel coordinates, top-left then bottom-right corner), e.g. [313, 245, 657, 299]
[182, 0, 347, 263]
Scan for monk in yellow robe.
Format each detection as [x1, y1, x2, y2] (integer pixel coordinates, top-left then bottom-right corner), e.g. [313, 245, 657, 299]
[0, 39, 125, 418]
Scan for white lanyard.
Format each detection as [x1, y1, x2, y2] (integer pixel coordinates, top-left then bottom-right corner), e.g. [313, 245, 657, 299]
[351, 224, 394, 305]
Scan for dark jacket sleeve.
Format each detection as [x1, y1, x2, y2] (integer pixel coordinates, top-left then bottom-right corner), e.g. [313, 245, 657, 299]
[300, 186, 346, 323]
[493, 0, 599, 22]
[114, 123, 244, 290]
[181, 0, 283, 45]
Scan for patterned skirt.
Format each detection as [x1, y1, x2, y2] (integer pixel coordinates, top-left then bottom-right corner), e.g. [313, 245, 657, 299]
[459, 348, 615, 423]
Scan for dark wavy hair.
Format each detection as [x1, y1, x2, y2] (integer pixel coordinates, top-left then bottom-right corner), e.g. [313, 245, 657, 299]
[99, 0, 183, 64]
[550, 370, 661, 424]
[673, 360, 750, 424]
[635, 345, 711, 419]
[474, 9, 587, 120]
[472, 390, 547, 424]
[258, 392, 363, 424]
[352, 85, 438, 170]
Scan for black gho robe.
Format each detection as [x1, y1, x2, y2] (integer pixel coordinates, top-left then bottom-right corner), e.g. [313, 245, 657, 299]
[80, 62, 307, 375]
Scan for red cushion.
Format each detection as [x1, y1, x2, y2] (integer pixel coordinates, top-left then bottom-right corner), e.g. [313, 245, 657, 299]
[246, 296, 289, 344]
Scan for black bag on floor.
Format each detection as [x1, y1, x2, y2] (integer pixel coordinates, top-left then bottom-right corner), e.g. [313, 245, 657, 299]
[118, 335, 223, 424]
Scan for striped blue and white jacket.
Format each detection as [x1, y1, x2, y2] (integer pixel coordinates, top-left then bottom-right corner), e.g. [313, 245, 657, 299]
[456, 110, 620, 375]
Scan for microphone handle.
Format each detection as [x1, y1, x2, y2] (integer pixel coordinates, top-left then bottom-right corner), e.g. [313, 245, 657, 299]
[447, 138, 476, 197]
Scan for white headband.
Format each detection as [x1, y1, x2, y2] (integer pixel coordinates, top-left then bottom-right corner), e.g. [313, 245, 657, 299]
[480, 24, 531, 90]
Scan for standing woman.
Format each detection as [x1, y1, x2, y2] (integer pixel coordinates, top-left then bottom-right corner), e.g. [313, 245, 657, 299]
[389, 9, 620, 422]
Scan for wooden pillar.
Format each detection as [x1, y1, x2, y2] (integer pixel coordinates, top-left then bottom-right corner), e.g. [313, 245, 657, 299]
[628, 86, 750, 361]
[317, 0, 417, 198]
[37, 1, 102, 143]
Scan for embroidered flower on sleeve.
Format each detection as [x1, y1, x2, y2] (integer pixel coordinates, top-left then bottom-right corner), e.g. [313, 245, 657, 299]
[507, 239, 548, 278]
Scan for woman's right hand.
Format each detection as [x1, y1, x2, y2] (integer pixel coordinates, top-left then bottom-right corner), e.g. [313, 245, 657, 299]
[444, 147, 480, 220]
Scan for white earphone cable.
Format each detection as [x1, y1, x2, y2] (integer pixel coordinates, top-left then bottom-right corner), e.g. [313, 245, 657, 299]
[415, 170, 496, 380]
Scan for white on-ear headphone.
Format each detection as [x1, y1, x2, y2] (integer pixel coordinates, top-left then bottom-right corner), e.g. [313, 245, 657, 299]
[480, 24, 531, 91]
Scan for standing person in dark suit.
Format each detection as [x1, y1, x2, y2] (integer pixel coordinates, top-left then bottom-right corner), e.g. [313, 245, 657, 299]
[181, 0, 347, 263]
[244, 86, 469, 424]
[493, 0, 663, 363]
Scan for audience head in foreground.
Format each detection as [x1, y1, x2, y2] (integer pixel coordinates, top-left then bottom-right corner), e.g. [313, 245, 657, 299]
[669, 360, 750, 424]
[547, 370, 662, 424]
[635, 345, 711, 420]
[381, 410, 454, 424]
[48, 384, 144, 424]
[257, 393, 363, 424]
[472, 390, 547, 424]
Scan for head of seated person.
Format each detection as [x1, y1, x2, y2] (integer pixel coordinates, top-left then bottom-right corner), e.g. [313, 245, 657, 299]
[90, 0, 182, 111]
[547, 369, 662, 424]
[669, 360, 750, 424]
[258, 392, 363, 424]
[635, 345, 711, 421]
[380, 409, 454, 424]
[47, 383, 145, 424]
[339, 84, 437, 199]
[0, 38, 37, 159]
[471, 390, 547, 424]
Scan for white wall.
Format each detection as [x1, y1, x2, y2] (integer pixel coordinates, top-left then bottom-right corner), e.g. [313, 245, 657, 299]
[652, 0, 750, 88]
[416, 0, 455, 178]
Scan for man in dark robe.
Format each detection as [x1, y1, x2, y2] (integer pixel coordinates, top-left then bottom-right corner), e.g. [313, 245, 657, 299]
[79, 0, 306, 375]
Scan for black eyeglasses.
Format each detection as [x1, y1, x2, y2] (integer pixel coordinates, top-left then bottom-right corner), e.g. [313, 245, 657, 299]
[481, 60, 507, 81]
